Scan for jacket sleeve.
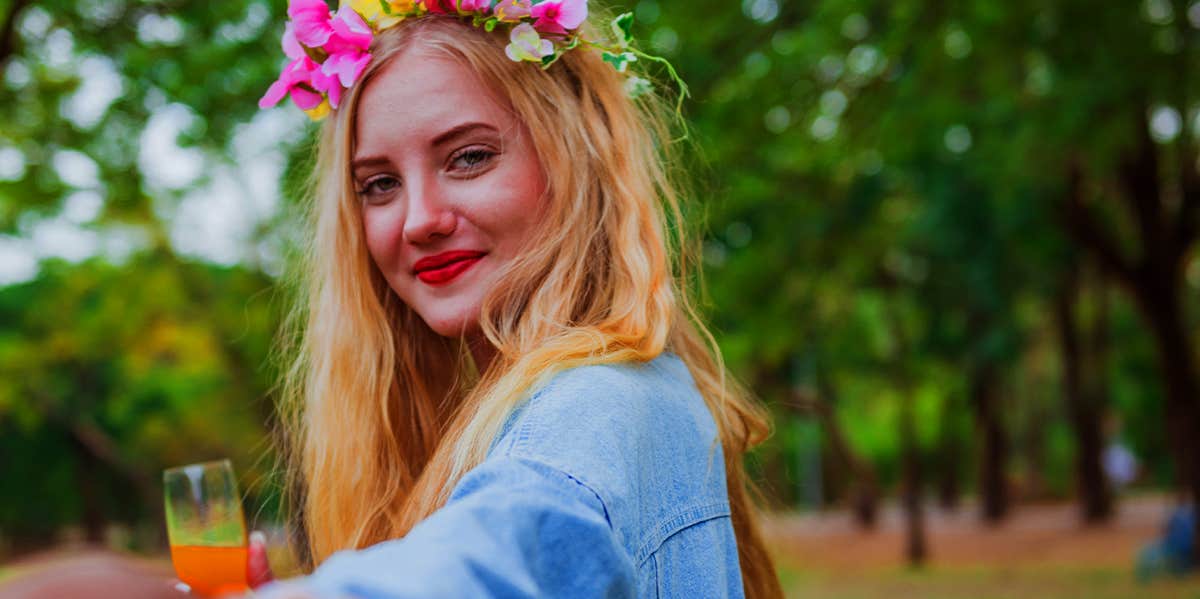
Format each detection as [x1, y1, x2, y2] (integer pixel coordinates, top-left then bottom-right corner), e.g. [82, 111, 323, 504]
[256, 455, 637, 599]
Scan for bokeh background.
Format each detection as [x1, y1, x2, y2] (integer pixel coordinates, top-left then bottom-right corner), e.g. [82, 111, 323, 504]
[1, 0, 1199, 597]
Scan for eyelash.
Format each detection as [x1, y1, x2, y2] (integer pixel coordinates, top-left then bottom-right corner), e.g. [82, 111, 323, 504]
[360, 175, 400, 197]
[356, 147, 497, 200]
[449, 147, 497, 173]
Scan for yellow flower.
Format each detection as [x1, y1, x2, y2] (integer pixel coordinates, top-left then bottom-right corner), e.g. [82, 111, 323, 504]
[389, 0, 419, 12]
[343, 0, 382, 19]
[341, 0, 419, 28]
[303, 98, 332, 121]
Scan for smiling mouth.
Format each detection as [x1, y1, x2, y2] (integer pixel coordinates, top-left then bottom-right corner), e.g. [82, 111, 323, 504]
[414, 254, 485, 285]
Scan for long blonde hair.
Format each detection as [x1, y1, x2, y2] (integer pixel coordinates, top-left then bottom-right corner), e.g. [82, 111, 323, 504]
[274, 14, 782, 598]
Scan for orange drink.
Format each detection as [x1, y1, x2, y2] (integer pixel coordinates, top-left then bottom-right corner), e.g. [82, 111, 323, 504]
[164, 460, 250, 597]
[169, 544, 249, 596]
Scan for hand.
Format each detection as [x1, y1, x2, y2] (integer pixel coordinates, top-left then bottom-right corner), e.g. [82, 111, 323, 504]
[247, 530, 276, 589]
[243, 530, 317, 599]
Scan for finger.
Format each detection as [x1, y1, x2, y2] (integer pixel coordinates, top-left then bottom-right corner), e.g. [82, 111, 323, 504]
[247, 530, 276, 588]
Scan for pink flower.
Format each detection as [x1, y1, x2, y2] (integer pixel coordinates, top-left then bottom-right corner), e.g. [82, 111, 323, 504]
[493, 0, 531, 21]
[259, 54, 325, 110]
[324, 5, 373, 54]
[288, 0, 335, 47]
[303, 5, 373, 107]
[260, 23, 325, 109]
[530, 0, 586, 35]
[280, 22, 305, 60]
[456, 0, 491, 12]
[421, 0, 452, 14]
[321, 52, 371, 96]
[261, 16, 363, 111]
[309, 67, 345, 108]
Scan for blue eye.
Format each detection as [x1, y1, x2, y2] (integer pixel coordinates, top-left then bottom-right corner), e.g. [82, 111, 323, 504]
[452, 148, 495, 172]
[360, 175, 400, 197]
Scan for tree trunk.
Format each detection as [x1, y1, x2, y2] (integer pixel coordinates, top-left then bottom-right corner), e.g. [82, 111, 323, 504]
[1083, 267, 1115, 519]
[879, 289, 926, 567]
[787, 382, 880, 529]
[935, 393, 962, 511]
[752, 365, 799, 509]
[69, 431, 107, 544]
[900, 388, 927, 566]
[1055, 261, 1113, 523]
[969, 364, 1009, 523]
[1060, 106, 1200, 550]
[1138, 284, 1200, 540]
[812, 369, 880, 529]
[819, 423, 846, 509]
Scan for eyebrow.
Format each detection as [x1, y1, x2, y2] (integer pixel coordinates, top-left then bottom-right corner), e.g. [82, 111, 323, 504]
[432, 121, 499, 146]
[351, 121, 501, 174]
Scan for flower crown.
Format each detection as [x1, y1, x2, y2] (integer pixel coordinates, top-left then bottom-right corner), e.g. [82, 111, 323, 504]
[259, 0, 687, 121]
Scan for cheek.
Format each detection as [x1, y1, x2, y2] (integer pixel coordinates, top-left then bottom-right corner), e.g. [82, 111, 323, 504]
[474, 179, 545, 249]
[497, 126, 549, 222]
[497, 155, 549, 234]
[361, 207, 402, 270]
[456, 154, 545, 235]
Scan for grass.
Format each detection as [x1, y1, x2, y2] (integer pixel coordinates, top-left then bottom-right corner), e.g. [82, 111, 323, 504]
[768, 493, 1200, 599]
[778, 564, 1200, 599]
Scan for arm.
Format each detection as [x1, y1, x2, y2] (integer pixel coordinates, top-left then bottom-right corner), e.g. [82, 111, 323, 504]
[258, 456, 636, 599]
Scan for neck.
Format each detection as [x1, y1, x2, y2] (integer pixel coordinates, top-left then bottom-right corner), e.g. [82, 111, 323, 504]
[467, 334, 497, 374]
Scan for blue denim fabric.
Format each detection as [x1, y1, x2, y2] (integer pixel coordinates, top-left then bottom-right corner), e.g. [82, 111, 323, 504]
[260, 352, 744, 598]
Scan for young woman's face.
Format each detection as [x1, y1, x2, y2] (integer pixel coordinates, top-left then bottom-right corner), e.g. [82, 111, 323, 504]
[353, 47, 547, 344]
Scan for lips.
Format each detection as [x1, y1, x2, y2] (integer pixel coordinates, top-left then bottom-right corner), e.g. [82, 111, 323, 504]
[413, 250, 486, 285]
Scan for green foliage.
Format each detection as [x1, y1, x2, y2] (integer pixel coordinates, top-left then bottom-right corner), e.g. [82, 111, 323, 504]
[666, 0, 1195, 505]
[0, 0, 1194, 546]
[0, 254, 283, 545]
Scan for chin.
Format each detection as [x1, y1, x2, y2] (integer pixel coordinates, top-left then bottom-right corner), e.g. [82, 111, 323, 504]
[420, 308, 482, 339]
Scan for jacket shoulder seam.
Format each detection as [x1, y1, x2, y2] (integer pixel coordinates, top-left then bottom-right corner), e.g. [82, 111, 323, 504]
[635, 501, 731, 565]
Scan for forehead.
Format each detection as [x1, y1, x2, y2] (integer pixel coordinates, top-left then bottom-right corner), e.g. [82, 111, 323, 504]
[354, 49, 515, 154]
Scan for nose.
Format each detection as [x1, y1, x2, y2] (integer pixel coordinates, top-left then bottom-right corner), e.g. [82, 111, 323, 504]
[402, 176, 457, 244]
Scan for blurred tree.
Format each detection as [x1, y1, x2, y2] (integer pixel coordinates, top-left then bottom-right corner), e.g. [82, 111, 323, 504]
[1055, 257, 1114, 522]
[0, 253, 281, 553]
[877, 271, 927, 566]
[678, 0, 1197, 533]
[0, 0, 299, 551]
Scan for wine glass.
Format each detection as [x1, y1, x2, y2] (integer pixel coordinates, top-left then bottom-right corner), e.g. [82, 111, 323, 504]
[163, 459, 250, 597]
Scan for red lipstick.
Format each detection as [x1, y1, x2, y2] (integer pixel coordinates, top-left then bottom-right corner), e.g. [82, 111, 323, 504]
[413, 250, 486, 285]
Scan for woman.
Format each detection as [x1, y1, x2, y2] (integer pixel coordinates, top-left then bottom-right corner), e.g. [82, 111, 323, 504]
[1, 0, 781, 596]
[254, 0, 782, 596]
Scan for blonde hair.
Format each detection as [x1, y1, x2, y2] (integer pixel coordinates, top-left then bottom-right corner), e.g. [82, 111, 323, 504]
[274, 14, 782, 598]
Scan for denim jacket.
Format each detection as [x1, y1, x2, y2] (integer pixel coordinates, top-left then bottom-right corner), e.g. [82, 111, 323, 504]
[259, 352, 744, 598]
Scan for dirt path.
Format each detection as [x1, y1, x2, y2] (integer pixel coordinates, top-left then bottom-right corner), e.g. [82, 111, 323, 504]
[763, 493, 1181, 571]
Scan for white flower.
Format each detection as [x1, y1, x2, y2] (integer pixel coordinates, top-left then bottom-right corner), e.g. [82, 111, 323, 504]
[504, 23, 554, 62]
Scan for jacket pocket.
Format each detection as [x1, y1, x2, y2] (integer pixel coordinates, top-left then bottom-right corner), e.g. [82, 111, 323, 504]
[645, 509, 744, 598]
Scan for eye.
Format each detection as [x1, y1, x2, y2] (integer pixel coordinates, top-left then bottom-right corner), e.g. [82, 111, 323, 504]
[449, 147, 496, 173]
[359, 175, 401, 199]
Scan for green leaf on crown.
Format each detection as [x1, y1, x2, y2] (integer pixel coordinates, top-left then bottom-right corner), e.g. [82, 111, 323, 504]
[602, 50, 637, 72]
[611, 13, 634, 48]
